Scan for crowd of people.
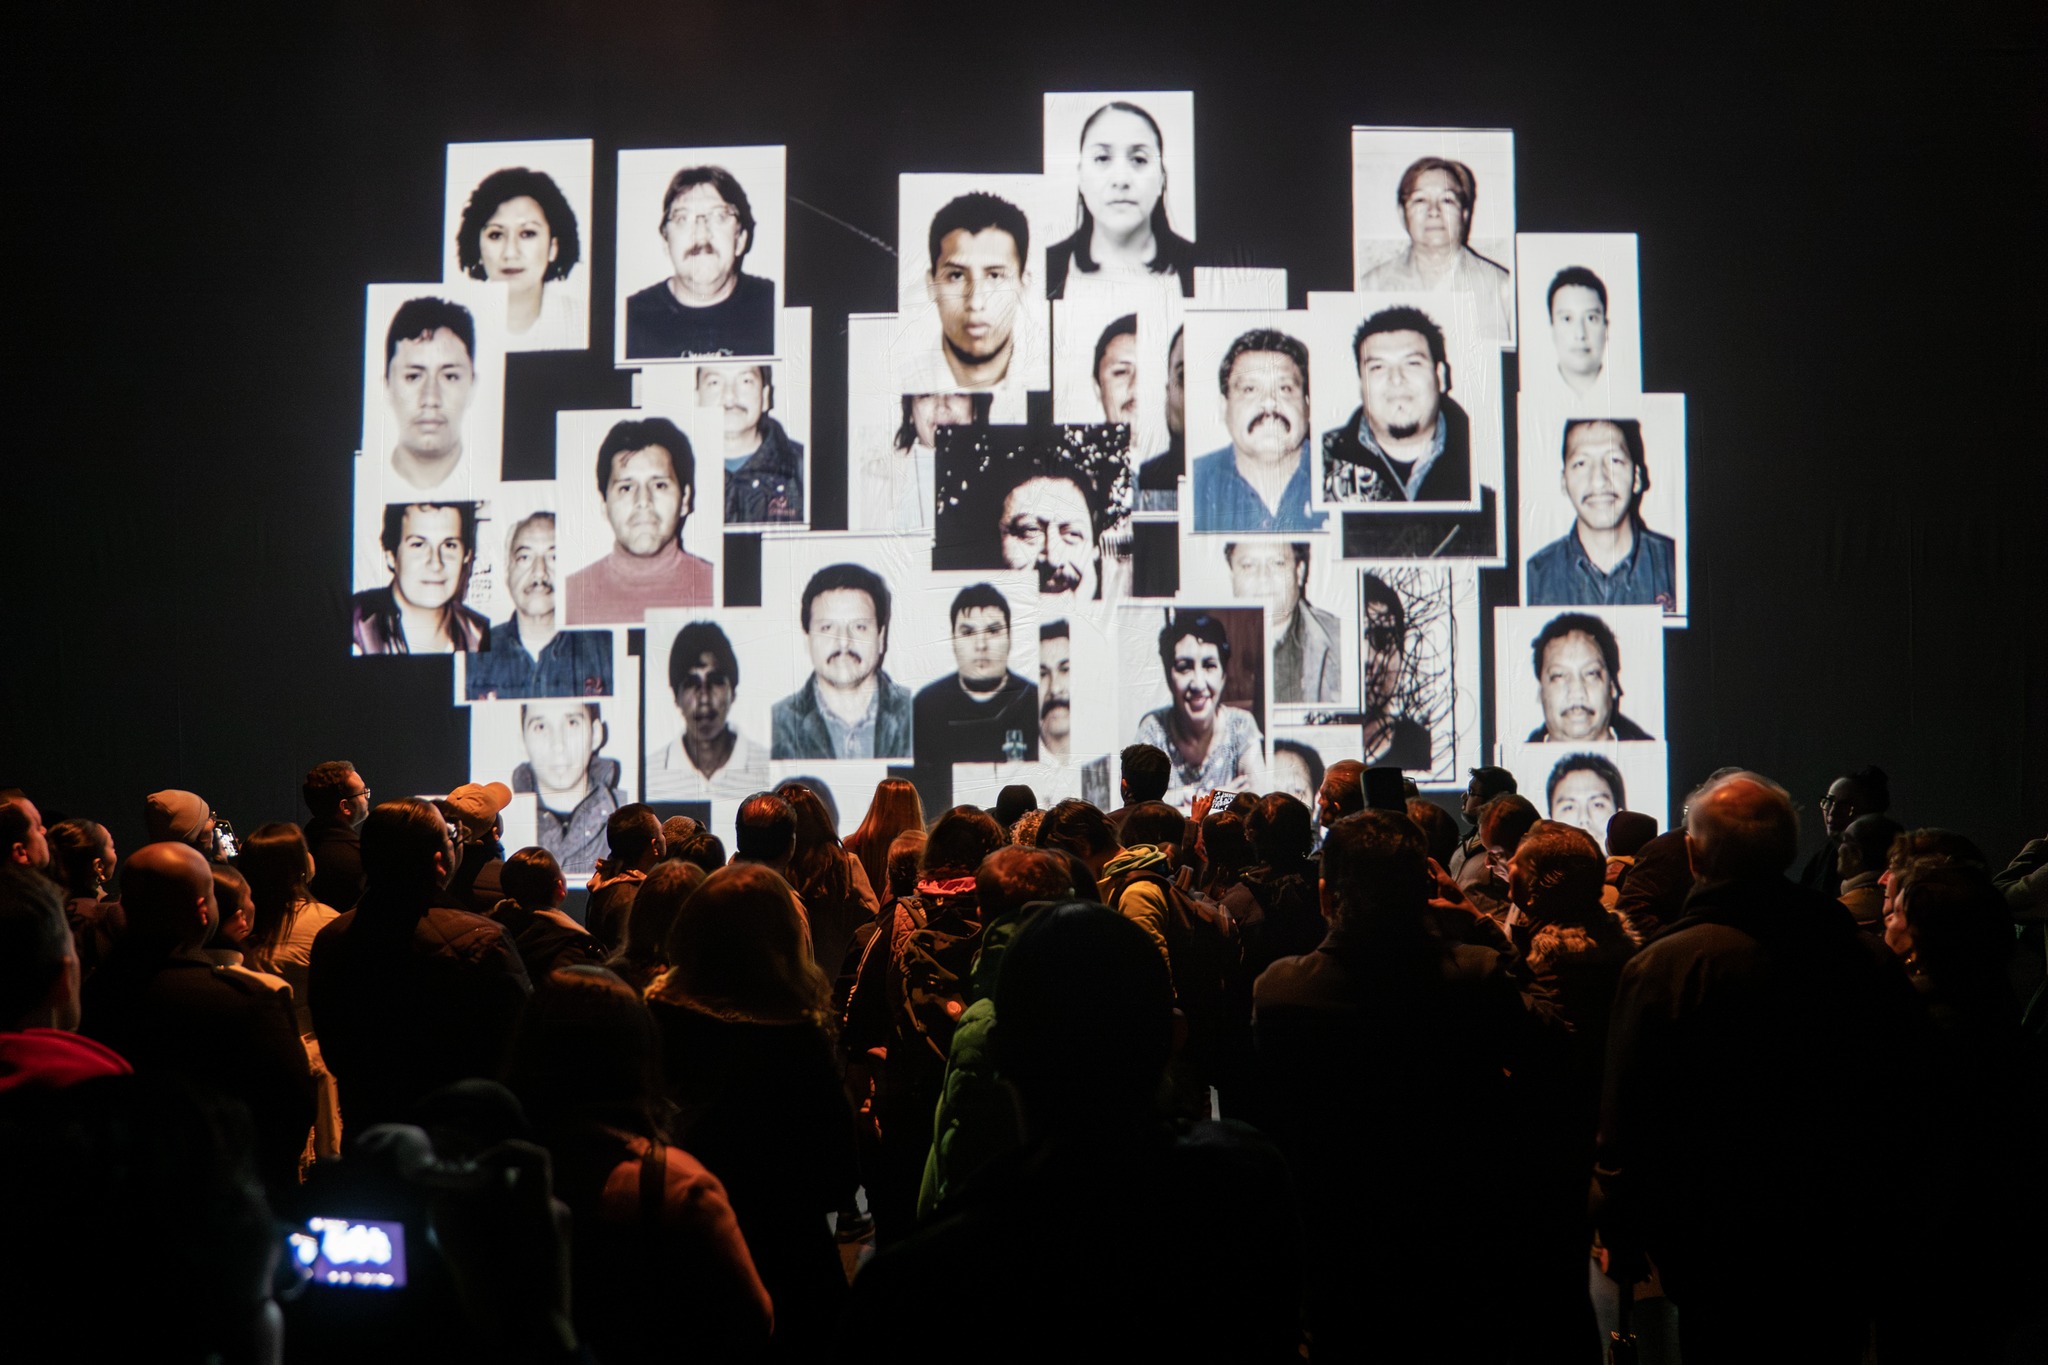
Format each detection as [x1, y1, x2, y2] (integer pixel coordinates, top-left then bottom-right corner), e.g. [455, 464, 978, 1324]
[1, 754, 2043, 1363]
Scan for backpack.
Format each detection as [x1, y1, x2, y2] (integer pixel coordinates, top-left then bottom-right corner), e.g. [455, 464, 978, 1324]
[1108, 868, 1245, 1076]
[891, 894, 985, 1063]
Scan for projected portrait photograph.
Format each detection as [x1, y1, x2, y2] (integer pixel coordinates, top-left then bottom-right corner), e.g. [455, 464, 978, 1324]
[903, 577, 1042, 768]
[1515, 235, 1643, 416]
[1136, 320, 1188, 511]
[1041, 91, 1196, 300]
[555, 407, 724, 626]
[754, 535, 933, 763]
[1351, 127, 1516, 341]
[642, 613, 773, 801]
[1519, 398, 1687, 617]
[993, 611, 1120, 808]
[638, 354, 808, 528]
[892, 173, 1052, 395]
[1492, 605, 1665, 748]
[359, 282, 508, 504]
[1179, 536, 1356, 710]
[455, 482, 616, 701]
[1352, 563, 1482, 782]
[351, 500, 490, 656]
[1052, 298, 1176, 473]
[469, 690, 640, 879]
[933, 424, 1131, 609]
[1268, 726, 1366, 813]
[616, 146, 785, 363]
[1117, 606, 1269, 811]
[1498, 739, 1671, 845]
[1183, 313, 1328, 535]
[1310, 302, 1484, 510]
[443, 138, 592, 353]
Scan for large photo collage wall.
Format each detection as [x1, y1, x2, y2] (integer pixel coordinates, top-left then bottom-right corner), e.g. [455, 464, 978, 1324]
[348, 99, 1689, 876]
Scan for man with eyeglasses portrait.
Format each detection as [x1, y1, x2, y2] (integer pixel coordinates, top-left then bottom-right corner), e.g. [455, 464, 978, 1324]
[624, 165, 776, 359]
[912, 583, 1038, 765]
[1358, 571, 1432, 770]
[772, 564, 914, 760]
[647, 619, 770, 799]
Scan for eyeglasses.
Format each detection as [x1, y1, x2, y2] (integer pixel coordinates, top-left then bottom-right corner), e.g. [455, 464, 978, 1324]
[1818, 795, 1841, 810]
[666, 206, 739, 233]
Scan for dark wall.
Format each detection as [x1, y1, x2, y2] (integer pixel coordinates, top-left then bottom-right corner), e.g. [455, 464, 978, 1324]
[6, 2, 2043, 867]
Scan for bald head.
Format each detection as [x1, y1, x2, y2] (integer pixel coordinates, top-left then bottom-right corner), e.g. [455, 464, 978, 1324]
[1318, 760, 1367, 830]
[1685, 772, 1798, 882]
[120, 841, 219, 951]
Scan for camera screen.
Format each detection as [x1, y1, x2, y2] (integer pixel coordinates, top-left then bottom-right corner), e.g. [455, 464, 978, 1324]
[290, 1217, 408, 1290]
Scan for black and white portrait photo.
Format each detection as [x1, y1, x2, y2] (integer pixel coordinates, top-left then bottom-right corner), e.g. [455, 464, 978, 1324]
[641, 613, 773, 801]
[1491, 605, 1666, 748]
[555, 408, 725, 626]
[905, 575, 1041, 768]
[1041, 91, 1197, 300]
[443, 139, 592, 353]
[1116, 606, 1269, 812]
[359, 282, 507, 505]
[933, 424, 1132, 609]
[892, 173, 1051, 396]
[1351, 128, 1516, 342]
[1350, 563, 1482, 783]
[1515, 234, 1643, 416]
[616, 146, 784, 363]
[1519, 400, 1687, 617]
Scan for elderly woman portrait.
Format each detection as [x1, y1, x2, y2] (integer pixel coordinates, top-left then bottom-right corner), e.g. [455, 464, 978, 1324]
[455, 166, 584, 349]
[1045, 100, 1195, 299]
[1134, 610, 1266, 811]
[1359, 156, 1512, 338]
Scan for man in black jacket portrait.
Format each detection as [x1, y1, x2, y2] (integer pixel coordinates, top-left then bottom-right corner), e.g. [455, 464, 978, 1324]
[1320, 304, 1471, 505]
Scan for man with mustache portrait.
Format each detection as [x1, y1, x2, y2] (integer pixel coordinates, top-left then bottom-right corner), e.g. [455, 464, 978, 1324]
[997, 466, 1102, 606]
[623, 165, 775, 359]
[1525, 418, 1677, 611]
[771, 563, 914, 760]
[1038, 619, 1073, 758]
[702, 362, 805, 525]
[466, 511, 614, 699]
[1525, 611, 1652, 742]
[1191, 328, 1327, 533]
[563, 417, 713, 625]
[1319, 305, 1471, 505]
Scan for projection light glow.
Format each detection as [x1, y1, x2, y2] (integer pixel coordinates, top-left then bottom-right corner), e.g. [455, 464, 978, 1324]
[350, 101, 1687, 848]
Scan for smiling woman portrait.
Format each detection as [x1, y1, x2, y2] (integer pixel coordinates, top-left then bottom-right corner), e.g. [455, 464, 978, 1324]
[1135, 609, 1266, 811]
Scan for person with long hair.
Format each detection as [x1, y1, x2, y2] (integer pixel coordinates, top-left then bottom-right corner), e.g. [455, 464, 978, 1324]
[504, 966, 771, 1361]
[240, 821, 343, 1159]
[606, 859, 704, 993]
[46, 818, 124, 979]
[776, 781, 879, 977]
[1045, 100, 1196, 298]
[844, 777, 924, 903]
[646, 864, 856, 1361]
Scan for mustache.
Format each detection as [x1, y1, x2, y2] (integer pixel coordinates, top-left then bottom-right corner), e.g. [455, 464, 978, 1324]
[826, 648, 868, 666]
[1249, 412, 1293, 434]
[1039, 560, 1085, 594]
[1040, 696, 1070, 719]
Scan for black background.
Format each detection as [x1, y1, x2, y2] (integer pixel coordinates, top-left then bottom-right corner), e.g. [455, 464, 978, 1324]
[6, 1, 2043, 868]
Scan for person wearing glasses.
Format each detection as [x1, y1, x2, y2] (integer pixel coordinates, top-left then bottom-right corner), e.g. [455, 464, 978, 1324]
[912, 583, 1039, 765]
[624, 165, 775, 359]
[1358, 572, 1432, 770]
[647, 620, 770, 800]
[771, 563, 914, 760]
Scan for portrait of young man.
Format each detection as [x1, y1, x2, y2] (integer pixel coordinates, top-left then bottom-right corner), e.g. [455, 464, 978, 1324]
[1319, 305, 1471, 505]
[351, 501, 490, 656]
[511, 699, 622, 875]
[382, 296, 480, 492]
[465, 511, 613, 699]
[623, 164, 775, 359]
[563, 416, 713, 624]
[646, 619, 769, 799]
[771, 563, 913, 761]
[913, 582, 1039, 765]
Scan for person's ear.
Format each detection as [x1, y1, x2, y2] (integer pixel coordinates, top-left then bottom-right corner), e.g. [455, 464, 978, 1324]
[384, 550, 399, 578]
[678, 483, 694, 518]
[591, 718, 608, 753]
[546, 237, 559, 265]
[736, 226, 751, 260]
[1436, 360, 1452, 394]
[1318, 876, 1336, 923]
[553, 874, 567, 903]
